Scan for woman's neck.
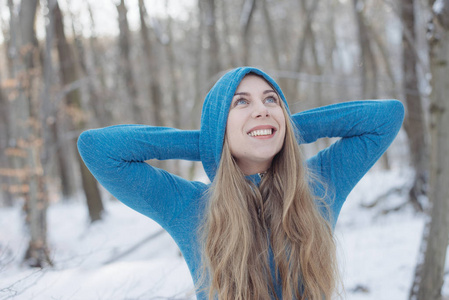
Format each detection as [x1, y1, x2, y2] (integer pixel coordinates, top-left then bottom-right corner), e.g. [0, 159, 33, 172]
[236, 159, 272, 176]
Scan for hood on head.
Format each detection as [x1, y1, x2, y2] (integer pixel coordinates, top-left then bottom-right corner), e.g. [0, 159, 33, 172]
[199, 67, 290, 182]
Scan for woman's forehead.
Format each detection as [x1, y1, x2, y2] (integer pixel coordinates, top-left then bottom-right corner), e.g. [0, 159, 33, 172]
[235, 74, 276, 93]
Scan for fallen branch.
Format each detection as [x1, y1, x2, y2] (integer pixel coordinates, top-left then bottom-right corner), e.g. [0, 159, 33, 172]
[102, 228, 166, 265]
[360, 186, 404, 209]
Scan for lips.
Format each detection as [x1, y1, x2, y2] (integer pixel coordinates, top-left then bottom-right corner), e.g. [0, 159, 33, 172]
[247, 125, 276, 137]
[248, 129, 272, 137]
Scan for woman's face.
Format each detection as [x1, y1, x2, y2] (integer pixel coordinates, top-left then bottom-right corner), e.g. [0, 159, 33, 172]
[226, 75, 286, 175]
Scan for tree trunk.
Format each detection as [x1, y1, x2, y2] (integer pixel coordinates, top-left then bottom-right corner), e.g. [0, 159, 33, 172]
[164, 1, 181, 175]
[299, 0, 323, 105]
[261, 0, 281, 70]
[9, 0, 52, 267]
[52, 0, 104, 222]
[411, 2, 449, 299]
[36, 0, 76, 202]
[293, 0, 320, 78]
[240, 0, 256, 66]
[191, 0, 207, 128]
[51, 120, 76, 199]
[352, 0, 378, 99]
[86, 3, 111, 127]
[165, 7, 181, 129]
[117, 0, 142, 123]
[401, 0, 428, 212]
[67, 7, 107, 129]
[205, 0, 221, 77]
[4, 0, 15, 78]
[286, 0, 320, 108]
[220, 0, 238, 68]
[0, 67, 14, 206]
[138, 0, 165, 127]
[369, 25, 398, 98]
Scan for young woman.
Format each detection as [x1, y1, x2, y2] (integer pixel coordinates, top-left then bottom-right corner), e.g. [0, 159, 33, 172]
[77, 67, 404, 299]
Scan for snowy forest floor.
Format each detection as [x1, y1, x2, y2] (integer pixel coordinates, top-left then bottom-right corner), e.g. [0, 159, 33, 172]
[1, 168, 448, 300]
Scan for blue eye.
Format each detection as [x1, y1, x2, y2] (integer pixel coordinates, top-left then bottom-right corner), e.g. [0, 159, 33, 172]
[265, 96, 278, 104]
[234, 98, 249, 106]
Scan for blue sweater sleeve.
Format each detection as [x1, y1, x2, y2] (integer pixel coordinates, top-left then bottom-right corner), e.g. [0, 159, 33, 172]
[77, 125, 205, 228]
[292, 100, 404, 224]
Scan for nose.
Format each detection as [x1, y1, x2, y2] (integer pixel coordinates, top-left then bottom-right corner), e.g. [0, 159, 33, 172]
[251, 100, 270, 118]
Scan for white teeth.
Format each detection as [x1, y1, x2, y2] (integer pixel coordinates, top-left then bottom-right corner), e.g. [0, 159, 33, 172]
[248, 129, 273, 137]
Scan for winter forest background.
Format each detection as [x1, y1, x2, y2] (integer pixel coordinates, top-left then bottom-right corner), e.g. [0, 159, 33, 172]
[0, 0, 448, 299]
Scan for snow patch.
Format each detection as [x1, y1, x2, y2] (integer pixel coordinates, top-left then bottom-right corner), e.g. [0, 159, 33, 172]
[433, 0, 445, 14]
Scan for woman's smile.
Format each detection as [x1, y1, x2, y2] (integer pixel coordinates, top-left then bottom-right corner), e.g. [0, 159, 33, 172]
[247, 125, 277, 138]
[226, 74, 286, 175]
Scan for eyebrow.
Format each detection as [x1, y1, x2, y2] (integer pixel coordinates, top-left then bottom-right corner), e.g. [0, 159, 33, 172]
[233, 90, 276, 96]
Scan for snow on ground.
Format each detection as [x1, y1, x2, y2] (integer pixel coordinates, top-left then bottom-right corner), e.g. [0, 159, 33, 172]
[0, 168, 448, 300]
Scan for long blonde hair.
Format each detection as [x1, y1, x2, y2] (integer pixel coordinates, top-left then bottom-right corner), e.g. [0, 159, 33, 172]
[198, 95, 340, 300]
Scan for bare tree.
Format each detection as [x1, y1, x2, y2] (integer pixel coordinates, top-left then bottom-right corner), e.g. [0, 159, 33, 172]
[219, 0, 239, 68]
[204, 0, 221, 77]
[0, 61, 13, 206]
[240, 0, 256, 65]
[352, 0, 378, 99]
[164, 1, 181, 129]
[117, 0, 142, 123]
[409, 1, 449, 299]
[368, 24, 398, 98]
[261, 0, 281, 70]
[4, 0, 15, 78]
[299, 0, 325, 106]
[7, 0, 52, 267]
[52, 0, 104, 222]
[86, 2, 111, 127]
[190, 0, 207, 130]
[138, 0, 165, 126]
[401, 0, 428, 212]
[293, 0, 320, 76]
[287, 0, 320, 106]
[66, 2, 108, 128]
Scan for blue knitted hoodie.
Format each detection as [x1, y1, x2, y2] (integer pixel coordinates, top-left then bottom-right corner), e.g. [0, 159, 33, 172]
[200, 67, 289, 182]
[78, 67, 404, 299]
